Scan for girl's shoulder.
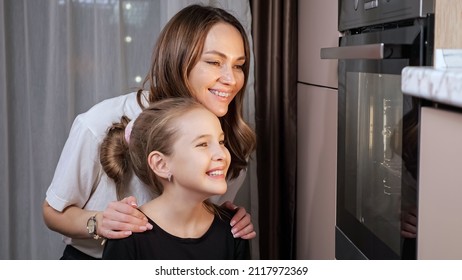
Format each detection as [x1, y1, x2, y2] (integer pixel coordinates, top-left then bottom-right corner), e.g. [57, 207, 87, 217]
[214, 207, 234, 227]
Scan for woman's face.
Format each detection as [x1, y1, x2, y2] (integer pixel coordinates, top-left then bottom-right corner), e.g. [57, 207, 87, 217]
[188, 22, 246, 117]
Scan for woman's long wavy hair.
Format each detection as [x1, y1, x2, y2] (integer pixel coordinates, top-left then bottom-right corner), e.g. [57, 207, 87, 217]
[137, 4, 256, 180]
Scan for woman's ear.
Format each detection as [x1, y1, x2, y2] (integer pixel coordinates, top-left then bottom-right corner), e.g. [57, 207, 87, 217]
[147, 151, 170, 180]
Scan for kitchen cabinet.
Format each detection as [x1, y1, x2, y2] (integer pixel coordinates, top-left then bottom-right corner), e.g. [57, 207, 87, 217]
[296, 0, 338, 259]
[402, 63, 462, 259]
[434, 0, 462, 67]
[395, 0, 462, 259]
[434, 0, 462, 50]
[418, 106, 462, 259]
[296, 84, 337, 259]
[298, 0, 338, 88]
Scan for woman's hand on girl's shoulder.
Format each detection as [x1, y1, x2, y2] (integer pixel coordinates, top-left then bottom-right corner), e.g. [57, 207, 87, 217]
[222, 201, 256, 240]
[100, 196, 153, 239]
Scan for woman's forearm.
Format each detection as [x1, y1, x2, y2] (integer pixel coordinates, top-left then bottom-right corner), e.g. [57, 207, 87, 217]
[42, 200, 99, 239]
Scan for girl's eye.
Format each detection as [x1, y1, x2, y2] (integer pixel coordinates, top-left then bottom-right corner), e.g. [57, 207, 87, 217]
[196, 142, 208, 147]
[219, 140, 226, 146]
[234, 64, 244, 70]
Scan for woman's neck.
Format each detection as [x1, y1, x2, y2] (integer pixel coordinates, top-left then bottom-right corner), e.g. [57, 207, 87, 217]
[139, 192, 215, 238]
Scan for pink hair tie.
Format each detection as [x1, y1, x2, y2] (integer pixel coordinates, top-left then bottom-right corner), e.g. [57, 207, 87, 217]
[124, 119, 135, 144]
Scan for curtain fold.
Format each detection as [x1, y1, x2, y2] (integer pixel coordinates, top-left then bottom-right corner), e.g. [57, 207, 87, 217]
[251, 0, 298, 259]
[0, 0, 256, 260]
[0, 0, 10, 258]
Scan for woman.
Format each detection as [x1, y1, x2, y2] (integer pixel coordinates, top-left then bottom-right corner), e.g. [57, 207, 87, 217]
[102, 98, 250, 259]
[43, 4, 256, 259]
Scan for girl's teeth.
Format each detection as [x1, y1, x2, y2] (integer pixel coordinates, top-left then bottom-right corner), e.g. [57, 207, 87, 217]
[208, 170, 224, 176]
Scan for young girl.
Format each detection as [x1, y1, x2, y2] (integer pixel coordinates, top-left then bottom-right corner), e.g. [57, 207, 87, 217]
[43, 4, 256, 259]
[101, 98, 249, 259]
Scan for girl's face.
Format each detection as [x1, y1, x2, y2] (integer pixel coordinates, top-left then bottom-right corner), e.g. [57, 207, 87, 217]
[167, 107, 230, 200]
[188, 22, 246, 117]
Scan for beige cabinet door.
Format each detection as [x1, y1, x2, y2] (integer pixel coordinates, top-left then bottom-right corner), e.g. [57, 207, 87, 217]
[298, 0, 339, 88]
[418, 107, 462, 259]
[296, 83, 337, 259]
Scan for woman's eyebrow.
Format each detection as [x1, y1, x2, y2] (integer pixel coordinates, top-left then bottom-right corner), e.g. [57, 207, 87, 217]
[203, 50, 246, 61]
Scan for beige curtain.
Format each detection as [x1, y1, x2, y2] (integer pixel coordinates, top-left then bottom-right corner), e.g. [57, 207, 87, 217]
[0, 0, 255, 260]
[251, 0, 298, 259]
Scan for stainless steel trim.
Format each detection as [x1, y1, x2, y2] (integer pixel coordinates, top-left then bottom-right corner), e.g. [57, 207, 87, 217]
[364, 0, 378, 10]
[338, 0, 434, 32]
[321, 43, 384, 59]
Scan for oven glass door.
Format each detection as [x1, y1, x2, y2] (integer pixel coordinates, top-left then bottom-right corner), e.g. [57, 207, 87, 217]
[345, 72, 404, 256]
[336, 22, 428, 259]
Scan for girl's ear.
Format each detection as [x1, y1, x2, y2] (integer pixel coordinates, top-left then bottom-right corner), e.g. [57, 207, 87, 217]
[147, 151, 170, 180]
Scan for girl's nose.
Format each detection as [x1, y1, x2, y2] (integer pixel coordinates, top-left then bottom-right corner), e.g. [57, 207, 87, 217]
[211, 143, 227, 161]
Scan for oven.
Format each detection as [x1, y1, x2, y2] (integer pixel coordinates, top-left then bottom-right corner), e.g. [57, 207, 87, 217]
[321, 0, 434, 259]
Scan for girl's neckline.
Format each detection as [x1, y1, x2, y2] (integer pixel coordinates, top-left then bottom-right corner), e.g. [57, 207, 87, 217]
[141, 211, 218, 242]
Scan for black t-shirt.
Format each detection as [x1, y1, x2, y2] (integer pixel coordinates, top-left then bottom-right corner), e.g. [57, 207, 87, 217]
[102, 211, 250, 260]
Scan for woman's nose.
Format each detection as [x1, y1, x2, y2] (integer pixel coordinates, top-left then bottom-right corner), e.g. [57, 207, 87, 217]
[219, 65, 236, 85]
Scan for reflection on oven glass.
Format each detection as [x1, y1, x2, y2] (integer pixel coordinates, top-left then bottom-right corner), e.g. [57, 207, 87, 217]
[345, 72, 404, 255]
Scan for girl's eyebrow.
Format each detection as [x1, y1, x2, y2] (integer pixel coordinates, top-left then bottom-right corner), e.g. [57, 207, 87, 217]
[190, 132, 225, 144]
[191, 134, 210, 143]
[203, 50, 246, 61]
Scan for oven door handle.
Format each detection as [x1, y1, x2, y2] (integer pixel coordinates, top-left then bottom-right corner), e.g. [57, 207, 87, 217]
[320, 43, 409, 60]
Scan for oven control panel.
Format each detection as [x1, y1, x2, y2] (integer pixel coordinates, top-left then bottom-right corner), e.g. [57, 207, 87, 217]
[339, 0, 434, 31]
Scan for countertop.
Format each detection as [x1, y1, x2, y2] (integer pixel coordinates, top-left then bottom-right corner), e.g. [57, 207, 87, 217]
[401, 49, 462, 109]
[401, 66, 462, 109]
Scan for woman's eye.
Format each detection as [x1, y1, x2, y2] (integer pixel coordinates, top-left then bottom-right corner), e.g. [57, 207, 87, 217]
[234, 64, 244, 70]
[219, 140, 226, 146]
[196, 142, 208, 147]
[206, 61, 220, 66]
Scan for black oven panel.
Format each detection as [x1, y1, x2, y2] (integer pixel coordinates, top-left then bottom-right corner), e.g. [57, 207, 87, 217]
[339, 0, 434, 32]
[324, 0, 435, 259]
